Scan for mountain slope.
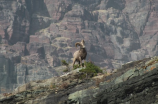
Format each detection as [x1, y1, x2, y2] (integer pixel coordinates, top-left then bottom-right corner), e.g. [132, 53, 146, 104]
[0, 56, 158, 104]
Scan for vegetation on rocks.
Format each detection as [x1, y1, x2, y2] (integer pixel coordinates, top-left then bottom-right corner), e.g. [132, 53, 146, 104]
[61, 59, 103, 79]
[73, 64, 81, 70]
[79, 61, 103, 78]
[61, 60, 70, 72]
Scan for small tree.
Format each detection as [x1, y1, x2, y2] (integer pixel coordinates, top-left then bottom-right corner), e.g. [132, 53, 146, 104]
[61, 60, 70, 72]
[79, 61, 102, 78]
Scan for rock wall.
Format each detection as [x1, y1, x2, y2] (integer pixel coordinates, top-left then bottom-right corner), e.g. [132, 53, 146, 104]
[0, 54, 16, 93]
[0, 0, 158, 93]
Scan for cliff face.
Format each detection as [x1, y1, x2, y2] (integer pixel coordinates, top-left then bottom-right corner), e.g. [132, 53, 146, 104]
[0, 0, 158, 93]
[0, 56, 158, 104]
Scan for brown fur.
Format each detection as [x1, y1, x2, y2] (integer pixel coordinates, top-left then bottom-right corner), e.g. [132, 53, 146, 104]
[73, 40, 87, 67]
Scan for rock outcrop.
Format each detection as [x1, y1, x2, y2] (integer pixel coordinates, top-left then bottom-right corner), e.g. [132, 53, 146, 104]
[0, 0, 158, 94]
[0, 56, 158, 104]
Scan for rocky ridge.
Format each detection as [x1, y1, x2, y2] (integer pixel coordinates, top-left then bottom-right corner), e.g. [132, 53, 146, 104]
[0, 56, 158, 104]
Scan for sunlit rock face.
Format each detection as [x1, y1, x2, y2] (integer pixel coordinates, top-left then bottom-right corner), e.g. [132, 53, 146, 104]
[0, 0, 158, 93]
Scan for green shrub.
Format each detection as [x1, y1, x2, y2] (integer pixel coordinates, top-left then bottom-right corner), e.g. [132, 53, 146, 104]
[73, 64, 81, 70]
[61, 60, 69, 66]
[73, 63, 85, 70]
[49, 83, 56, 89]
[61, 60, 70, 72]
[63, 68, 69, 72]
[73, 64, 79, 70]
[79, 61, 102, 78]
[79, 74, 86, 80]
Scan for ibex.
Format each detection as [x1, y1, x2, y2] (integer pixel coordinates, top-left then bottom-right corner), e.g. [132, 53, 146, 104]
[72, 40, 87, 67]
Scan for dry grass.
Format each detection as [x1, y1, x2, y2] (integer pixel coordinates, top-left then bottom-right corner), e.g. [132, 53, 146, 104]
[147, 60, 156, 66]
[106, 79, 111, 82]
[87, 86, 97, 90]
[141, 58, 158, 69]
[146, 57, 158, 67]
[3, 93, 12, 98]
[49, 83, 56, 89]
[59, 82, 68, 89]
[95, 76, 106, 87]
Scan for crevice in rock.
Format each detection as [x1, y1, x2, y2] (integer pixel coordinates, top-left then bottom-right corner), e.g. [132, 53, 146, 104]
[106, 0, 126, 10]
[3, 26, 9, 43]
[139, 0, 153, 37]
[25, 0, 51, 35]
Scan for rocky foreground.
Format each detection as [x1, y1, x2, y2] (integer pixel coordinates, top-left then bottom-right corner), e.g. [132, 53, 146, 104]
[0, 56, 158, 104]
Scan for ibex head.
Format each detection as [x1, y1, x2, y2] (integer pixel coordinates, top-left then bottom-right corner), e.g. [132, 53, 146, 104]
[75, 39, 85, 49]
